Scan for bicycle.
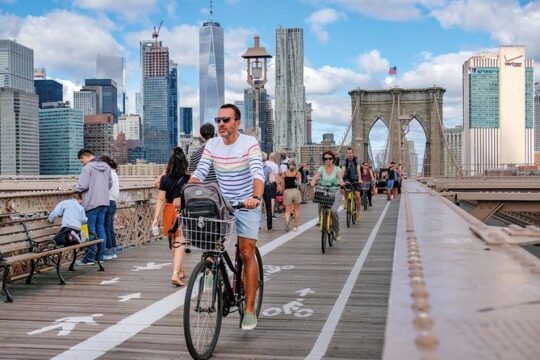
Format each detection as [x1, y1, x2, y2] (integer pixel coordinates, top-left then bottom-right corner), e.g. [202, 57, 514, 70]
[313, 185, 340, 254]
[179, 203, 264, 360]
[360, 182, 371, 211]
[344, 183, 357, 228]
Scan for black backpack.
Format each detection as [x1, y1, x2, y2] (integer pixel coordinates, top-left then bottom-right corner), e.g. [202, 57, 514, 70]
[180, 182, 234, 250]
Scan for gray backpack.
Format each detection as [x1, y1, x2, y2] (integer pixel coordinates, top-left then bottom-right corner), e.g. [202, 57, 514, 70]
[181, 182, 234, 249]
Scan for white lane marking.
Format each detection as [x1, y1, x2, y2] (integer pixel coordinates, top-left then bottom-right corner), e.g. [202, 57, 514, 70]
[306, 201, 391, 360]
[131, 262, 171, 272]
[53, 213, 321, 359]
[28, 314, 103, 337]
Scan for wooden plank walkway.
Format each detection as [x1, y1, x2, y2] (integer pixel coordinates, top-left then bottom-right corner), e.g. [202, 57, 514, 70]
[0, 195, 399, 359]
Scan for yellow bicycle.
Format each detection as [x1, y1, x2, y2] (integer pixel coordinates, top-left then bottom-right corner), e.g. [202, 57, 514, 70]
[313, 185, 340, 254]
[344, 183, 358, 228]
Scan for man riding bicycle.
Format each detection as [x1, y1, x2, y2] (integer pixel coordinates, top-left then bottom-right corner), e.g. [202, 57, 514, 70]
[190, 103, 264, 331]
[341, 147, 361, 220]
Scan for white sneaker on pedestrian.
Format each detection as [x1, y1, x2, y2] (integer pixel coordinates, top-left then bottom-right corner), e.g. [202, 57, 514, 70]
[102, 255, 114, 261]
[335, 234, 341, 242]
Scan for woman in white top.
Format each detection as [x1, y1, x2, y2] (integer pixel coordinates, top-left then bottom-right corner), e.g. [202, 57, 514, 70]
[100, 156, 120, 259]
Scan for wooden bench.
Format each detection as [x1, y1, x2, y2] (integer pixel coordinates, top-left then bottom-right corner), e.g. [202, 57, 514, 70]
[0, 217, 104, 303]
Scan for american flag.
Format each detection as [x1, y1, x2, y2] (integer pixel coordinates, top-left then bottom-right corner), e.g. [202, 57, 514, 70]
[388, 66, 397, 75]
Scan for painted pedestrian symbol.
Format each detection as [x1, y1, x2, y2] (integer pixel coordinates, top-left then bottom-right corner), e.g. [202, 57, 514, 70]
[131, 262, 171, 272]
[118, 293, 141, 302]
[27, 314, 103, 336]
[262, 288, 315, 318]
[100, 277, 120, 285]
[263, 264, 295, 281]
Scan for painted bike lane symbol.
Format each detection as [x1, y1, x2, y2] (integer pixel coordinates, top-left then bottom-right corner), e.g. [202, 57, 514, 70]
[263, 264, 295, 282]
[262, 288, 315, 318]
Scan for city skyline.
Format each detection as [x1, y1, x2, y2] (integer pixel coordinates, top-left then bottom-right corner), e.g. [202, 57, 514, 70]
[1, 0, 539, 145]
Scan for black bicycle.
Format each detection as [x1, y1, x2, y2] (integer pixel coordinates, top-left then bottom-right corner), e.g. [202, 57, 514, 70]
[360, 182, 371, 211]
[180, 204, 264, 360]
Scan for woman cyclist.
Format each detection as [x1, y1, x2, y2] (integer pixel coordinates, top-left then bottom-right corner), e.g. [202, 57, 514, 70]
[310, 151, 345, 241]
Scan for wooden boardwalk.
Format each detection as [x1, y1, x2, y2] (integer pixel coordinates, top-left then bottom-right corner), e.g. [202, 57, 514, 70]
[0, 195, 399, 359]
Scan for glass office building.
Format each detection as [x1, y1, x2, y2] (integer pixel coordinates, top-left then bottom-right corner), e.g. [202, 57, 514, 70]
[274, 27, 305, 156]
[199, 20, 224, 127]
[179, 107, 193, 135]
[168, 61, 178, 148]
[84, 79, 118, 120]
[96, 55, 126, 114]
[142, 39, 170, 163]
[34, 79, 63, 108]
[463, 46, 534, 174]
[0, 40, 34, 93]
[39, 105, 83, 175]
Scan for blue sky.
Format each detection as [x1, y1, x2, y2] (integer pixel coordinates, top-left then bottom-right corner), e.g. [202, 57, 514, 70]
[1, 0, 539, 165]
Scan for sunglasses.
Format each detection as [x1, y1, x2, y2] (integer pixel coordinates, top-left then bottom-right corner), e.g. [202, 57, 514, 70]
[214, 117, 233, 124]
[324, 157, 334, 161]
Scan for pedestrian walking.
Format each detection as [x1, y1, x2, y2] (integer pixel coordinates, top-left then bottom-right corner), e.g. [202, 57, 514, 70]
[188, 122, 217, 181]
[281, 159, 302, 231]
[99, 155, 119, 259]
[151, 147, 190, 287]
[74, 149, 112, 265]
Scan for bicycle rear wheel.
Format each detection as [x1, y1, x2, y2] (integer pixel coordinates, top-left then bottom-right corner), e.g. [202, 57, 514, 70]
[362, 191, 368, 211]
[184, 260, 223, 360]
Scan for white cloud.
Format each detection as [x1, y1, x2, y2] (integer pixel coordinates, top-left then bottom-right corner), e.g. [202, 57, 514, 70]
[431, 0, 540, 59]
[55, 78, 83, 105]
[311, 0, 428, 21]
[73, 0, 159, 21]
[356, 49, 390, 74]
[306, 8, 346, 43]
[305, 65, 371, 95]
[13, 10, 123, 80]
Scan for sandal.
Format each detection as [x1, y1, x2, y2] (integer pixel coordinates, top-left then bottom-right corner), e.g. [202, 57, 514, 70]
[171, 270, 185, 287]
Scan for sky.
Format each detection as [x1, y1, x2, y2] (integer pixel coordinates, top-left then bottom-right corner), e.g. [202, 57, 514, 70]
[1, 0, 539, 166]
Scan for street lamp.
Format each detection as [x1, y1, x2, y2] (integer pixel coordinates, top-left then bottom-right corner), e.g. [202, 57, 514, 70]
[242, 35, 272, 141]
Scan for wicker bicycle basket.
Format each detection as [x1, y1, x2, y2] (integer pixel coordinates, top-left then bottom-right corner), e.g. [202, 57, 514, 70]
[180, 217, 236, 251]
[313, 185, 339, 207]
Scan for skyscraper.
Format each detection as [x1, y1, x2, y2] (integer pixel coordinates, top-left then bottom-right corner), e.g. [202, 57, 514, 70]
[463, 46, 534, 174]
[179, 107, 193, 135]
[264, 97, 274, 154]
[444, 125, 463, 176]
[83, 79, 118, 120]
[305, 102, 313, 145]
[534, 82, 540, 153]
[199, 5, 224, 127]
[274, 27, 305, 156]
[0, 40, 34, 93]
[142, 37, 170, 163]
[168, 61, 178, 148]
[84, 113, 114, 157]
[34, 79, 63, 108]
[0, 40, 39, 175]
[96, 55, 126, 114]
[39, 102, 83, 175]
[74, 89, 97, 115]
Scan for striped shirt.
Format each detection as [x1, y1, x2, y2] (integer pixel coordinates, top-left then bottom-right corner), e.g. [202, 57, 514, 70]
[189, 145, 217, 182]
[193, 134, 264, 201]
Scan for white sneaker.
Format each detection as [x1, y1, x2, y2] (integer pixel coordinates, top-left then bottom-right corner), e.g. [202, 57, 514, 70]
[102, 255, 114, 261]
[335, 234, 341, 242]
[112, 254, 118, 259]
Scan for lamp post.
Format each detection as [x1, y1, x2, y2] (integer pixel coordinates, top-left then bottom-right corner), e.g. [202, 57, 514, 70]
[242, 35, 272, 142]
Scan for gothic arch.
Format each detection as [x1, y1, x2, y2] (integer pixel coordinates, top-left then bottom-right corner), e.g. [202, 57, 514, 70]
[349, 87, 446, 176]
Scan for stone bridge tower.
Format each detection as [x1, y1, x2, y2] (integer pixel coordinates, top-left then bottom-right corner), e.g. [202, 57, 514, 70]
[349, 87, 446, 177]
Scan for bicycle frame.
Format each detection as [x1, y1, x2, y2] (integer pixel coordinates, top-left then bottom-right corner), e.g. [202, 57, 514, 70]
[319, 206, 332, 232]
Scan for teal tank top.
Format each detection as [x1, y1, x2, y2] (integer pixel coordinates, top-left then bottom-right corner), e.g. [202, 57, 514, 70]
[318, 166, 340, 186]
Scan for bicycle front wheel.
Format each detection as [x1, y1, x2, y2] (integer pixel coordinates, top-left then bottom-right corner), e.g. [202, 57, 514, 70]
[362, 192, 368, 211]
[321, 209, 329, 253]
[346, 196, 351, 228]
[184, 260, 223, 360]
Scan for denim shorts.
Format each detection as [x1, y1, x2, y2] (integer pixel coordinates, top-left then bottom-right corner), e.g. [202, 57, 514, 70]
[386, 179, 395, 189]
[235, 206, 261, 241]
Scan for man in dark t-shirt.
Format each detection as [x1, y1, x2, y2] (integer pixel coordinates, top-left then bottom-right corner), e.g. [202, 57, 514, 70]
[189, 123, 217, 182]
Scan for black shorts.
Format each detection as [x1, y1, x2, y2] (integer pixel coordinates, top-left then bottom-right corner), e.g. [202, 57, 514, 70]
[345, 181, 362, 192]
